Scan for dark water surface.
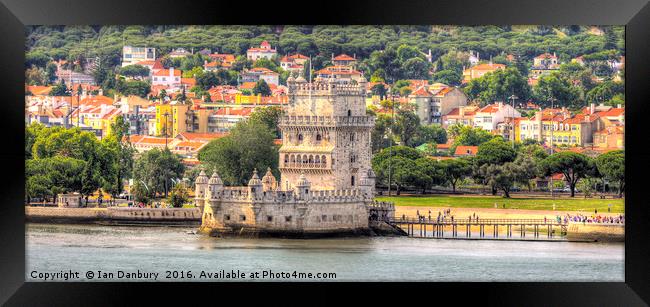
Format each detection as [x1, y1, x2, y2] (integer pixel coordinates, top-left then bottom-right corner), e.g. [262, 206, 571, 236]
[26, 223, 624, 282]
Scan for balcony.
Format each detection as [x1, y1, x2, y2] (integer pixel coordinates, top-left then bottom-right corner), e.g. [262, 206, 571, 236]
[281, 162, 329, 169]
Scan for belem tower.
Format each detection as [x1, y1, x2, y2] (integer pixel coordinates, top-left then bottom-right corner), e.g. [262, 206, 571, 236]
[194, 75, 395, 237]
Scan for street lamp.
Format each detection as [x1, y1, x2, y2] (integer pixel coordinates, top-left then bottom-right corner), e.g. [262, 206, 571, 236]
[162, 111, 171, 148]
[509, 94, 518, 149]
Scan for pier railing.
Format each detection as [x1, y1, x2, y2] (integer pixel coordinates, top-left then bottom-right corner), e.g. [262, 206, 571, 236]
[389, 217, 567, 225]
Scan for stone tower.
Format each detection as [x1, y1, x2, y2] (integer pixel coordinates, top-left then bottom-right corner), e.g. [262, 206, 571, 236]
[279, 76, 374, 190]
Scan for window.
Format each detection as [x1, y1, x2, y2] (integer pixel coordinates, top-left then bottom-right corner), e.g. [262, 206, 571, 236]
[322, 215, 327, 222]
[298, 134, 303, 141]
[240, 215, 246, 221]
[347, 110, 352, 116]
[351, 176, 355, 186]
[224, 214, 230, 221]
[350, 133, 355, 142]
[285, 216, 292, 222]
[316, 134, 322, 141]
[267, 216, 273, 222]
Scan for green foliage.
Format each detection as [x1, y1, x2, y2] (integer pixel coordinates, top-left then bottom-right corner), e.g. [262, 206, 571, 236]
[252, 79, 272, 96]
[115, 79, 151, 98]
[440, 158, 472, 192]
[133, 148, 185, 198]
[168, 182, 190, 208]
[532, 72, 583, 108]
[393, 109, 420, 146]
[453, 125, 498, 146]
[253, 58, 280, 72]
[585, 81, 624, 105]
[432, 69, 461, 86]
[595, 150, 624, 196]
[248, 106, 283, 138]
[118, 64, 150, 78]
[49, 80, 69, 96]
[464, 67, 531, 105]
[476, 138, 517, 165]
[198, 119, 278, 186]
[412, 124, 447, 147]
[539, 152, 594, 197]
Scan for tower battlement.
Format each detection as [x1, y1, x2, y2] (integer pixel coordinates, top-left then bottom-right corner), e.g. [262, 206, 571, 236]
[288, 81, 366, 97]
[279, 115, 375, 128]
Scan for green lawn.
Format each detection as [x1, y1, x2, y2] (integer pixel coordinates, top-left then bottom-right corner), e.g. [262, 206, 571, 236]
[375, 195, 625, 213]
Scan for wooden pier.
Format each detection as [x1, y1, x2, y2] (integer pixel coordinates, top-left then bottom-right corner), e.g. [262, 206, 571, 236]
[387, 217, 568, 240]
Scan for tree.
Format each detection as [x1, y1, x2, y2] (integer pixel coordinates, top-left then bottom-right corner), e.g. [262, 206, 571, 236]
[196, 71, 220, 90]
[371, 114, 395, 153]
[485, 163, 517, 198]
[198, 119, 278, 186]
[476, 138, 517, 165]
[432, 70, 462, 86]
[540, 152, 594, 197]
[25, 156, 85, 203]
[454, 125, 497, 146]
[133, 148, 185, 198]
[253, 58, 279, 72]
[118, 64, 150, 79]
[252, 79, 272, 97]
[415, 157, 444, 193]
[533, 72, 583, 109]
[49, 80, 69, 96]
[464, 67, 531, 105]
[370, 83, 387, 100]
[440, 158, 472, 193]
[168, 182, 190, 208]
[402, 58, 430, 80]
[393, 109, 421, 146]
[412, 124, 447, 147]
[595, 150, 624, 197]
[248, 106, 283, 138]
[115, 79, 151, 98]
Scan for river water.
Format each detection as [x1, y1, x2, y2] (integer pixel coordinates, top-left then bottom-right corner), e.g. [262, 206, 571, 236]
[26, 223, 624, 282]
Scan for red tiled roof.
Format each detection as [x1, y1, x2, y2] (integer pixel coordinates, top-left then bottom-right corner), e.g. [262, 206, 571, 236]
[409, 86, 432, 97]
[455, 146, 479, 156]
[153, 69, 181, 77]
[26, 85, 52, 95]
[80, 95, 114, 107]
[468, 63, 505, 71]
[333, 54, 356, 61]
[176, 132, 228, 142]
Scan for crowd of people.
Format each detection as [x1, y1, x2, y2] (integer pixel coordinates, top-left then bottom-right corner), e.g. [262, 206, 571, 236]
[558, 213, 625, 224]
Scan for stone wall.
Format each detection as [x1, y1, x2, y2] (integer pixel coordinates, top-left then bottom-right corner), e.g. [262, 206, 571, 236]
[26, 206, 201, 224]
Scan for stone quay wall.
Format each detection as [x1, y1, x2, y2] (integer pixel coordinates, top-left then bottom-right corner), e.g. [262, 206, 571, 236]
[566, 222, 625, 242]
[26, 206, 201, 225]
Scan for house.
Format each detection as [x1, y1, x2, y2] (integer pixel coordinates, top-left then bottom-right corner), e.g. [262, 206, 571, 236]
[168, 48, 192, 58]
[442, 105, 480, 128]
[241, 67, 280, 86]
[152, 67, 181, 89]
[314, 66, 364, 84]
[208, 53, 235, 68]
[247, 41, 277, 61]
[515, 107, 603, 147]
[331, 54, 357, 67]
[128, 135, 173, 152]
[56, 69, 96, 85]
[462, 63, 505, 83]
[410, 86, 469, 125]
[530, 53, 560, 78]
[207, 108, 254, 132]
[122, 46, 156, 67]
[280, 53, 308, 72]
[454, 146, 478, 157]
[473, 102, 521, 132]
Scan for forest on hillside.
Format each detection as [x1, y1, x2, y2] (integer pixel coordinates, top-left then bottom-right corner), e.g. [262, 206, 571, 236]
[25, 25, 625, 109]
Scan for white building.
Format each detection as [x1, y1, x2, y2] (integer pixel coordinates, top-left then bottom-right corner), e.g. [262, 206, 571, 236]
[473, 102, 521, 132]
[152, 67, 181, 89]
[246, 41, 277, 61]
[122, 46, 156, 67]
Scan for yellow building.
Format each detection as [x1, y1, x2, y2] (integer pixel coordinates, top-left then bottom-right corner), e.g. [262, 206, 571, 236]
[155, 103, 173, 137]
[171, 103, 190, 136]
[515, 109, 601, 147]
[234, 93, 262, 105]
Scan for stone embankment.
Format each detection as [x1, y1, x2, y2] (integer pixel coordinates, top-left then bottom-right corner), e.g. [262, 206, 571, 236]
[26, 206, 201, 226]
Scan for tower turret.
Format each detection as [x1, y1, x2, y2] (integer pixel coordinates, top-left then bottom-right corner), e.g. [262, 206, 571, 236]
[247, 168, 263, 198]
[195, 170, 209, 199]
[206, 171, 224, 200]
[261, 167, 278, 192]
[295, 172, 311, 201]
[359, 168, 376, 198]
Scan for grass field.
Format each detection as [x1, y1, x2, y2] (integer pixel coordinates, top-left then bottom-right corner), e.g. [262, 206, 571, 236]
[375, 195, 625, 213]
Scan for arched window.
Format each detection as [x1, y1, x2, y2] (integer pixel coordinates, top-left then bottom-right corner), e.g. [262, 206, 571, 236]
[316, 134, 322, 141]
[315, 156, 320, 164]
[350, 133, 355, 142]
[321, 155, 327, 165]
[303, 155, 308, 163]
[284, 154, 289, 163]
[298, 134, 303, 142]
[309, 155, 314, 163]
[351, 176, 355, 186]
[347, 109, 352, 116]
[290, 155, 295, 163]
